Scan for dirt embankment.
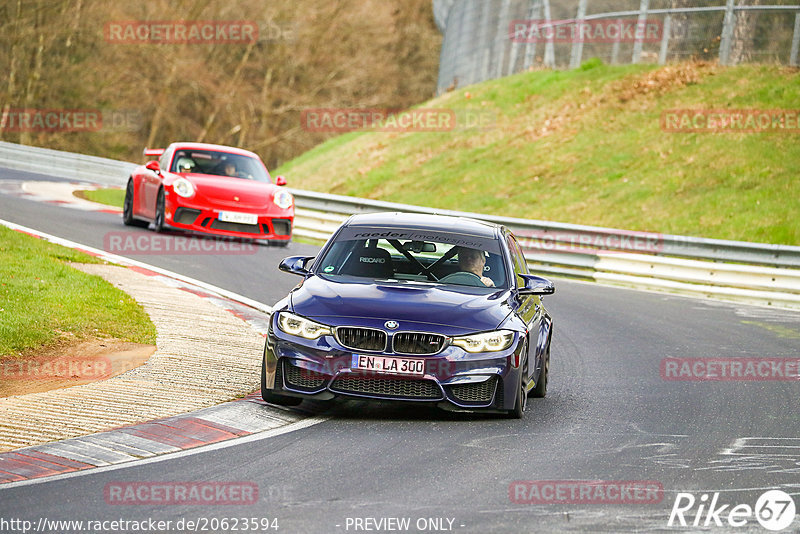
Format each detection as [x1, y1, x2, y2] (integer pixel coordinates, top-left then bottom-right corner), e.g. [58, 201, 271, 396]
[1, 337, 155, 398]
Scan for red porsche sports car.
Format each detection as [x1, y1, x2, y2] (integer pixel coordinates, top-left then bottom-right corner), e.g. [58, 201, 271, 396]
[123, 142, 294, 245]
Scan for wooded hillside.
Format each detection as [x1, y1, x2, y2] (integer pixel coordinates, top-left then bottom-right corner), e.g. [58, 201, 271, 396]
[0, 0, 441, 168]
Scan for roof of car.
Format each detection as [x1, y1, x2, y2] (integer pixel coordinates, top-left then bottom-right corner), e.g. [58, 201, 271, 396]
[344, 212, 503, 238]
[168, 142, 261, 160]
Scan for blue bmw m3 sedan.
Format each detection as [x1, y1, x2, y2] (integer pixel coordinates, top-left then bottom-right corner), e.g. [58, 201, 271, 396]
[261, 212, 554, 418]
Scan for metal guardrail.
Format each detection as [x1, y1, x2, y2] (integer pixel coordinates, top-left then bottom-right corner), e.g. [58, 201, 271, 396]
[289, 189, 800, 268]
[435, 0, 800, 93]
[1, 141, 798, 309]
[288, 191, 800, 309]
[0, 141, 136, 187]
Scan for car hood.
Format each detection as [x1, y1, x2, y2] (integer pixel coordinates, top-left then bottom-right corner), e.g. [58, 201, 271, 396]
[179, 174, 276, 210]
[289, 276, 513, 335]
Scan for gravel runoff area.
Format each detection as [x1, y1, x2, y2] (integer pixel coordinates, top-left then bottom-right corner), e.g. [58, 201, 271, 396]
[0, 263, 272, 452]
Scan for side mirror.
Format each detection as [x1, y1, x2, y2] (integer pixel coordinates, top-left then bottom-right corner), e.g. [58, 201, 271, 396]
[279, 255, 314, 276]
[518, 274, 555, 296]
[145, 160, 160, 173]
[275, 175, 287, 186]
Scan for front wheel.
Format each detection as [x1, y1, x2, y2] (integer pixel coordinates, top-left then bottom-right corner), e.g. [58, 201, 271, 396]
[507, 355, 528, 419]
[531, 347, 549, 398]
[260, 356, 302, 406]
[152, 188, 165, 232]
[122, 180, 147, 227]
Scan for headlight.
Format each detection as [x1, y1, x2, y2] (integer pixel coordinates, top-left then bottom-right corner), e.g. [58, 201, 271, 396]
[277, 312, 331, 340]
[452, 330, 515, 353]
[273, 189, 293, 209]
[173, 178, 195, 198]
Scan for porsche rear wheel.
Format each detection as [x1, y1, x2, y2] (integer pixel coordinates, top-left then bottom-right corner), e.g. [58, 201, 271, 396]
[122, 180, 147, 227]
[153, 188, 165, 232]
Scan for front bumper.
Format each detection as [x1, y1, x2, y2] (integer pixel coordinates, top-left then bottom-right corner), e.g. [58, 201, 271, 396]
[263, 321, 524, 412]
[164, 194, 293, 241]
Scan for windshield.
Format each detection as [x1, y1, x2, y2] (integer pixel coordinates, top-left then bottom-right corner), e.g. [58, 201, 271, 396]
[315, 228, 508, 289]
[170, 149, 271, 182]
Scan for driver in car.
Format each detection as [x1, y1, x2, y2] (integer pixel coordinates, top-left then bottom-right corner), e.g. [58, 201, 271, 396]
[176, 157, 195, 173]
[223, 162, 237, 177]
[458, 247, 495, 287]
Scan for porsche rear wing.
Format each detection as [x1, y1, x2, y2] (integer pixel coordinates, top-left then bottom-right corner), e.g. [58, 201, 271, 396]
[143, 148, 164, 158]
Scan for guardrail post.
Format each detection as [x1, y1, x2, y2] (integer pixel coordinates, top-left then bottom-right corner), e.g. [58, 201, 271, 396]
[543, 0, 556, 67]
[472, 0, 492, 85]
[496, 0, 512, 78]
[632, 0, 650, 63]
[569, 0, 588, 69]
[719, 0, 736, 65]
[611, 18, 621, 63]
[522, 0, 541, 70]
[791, 11, 800, 66]
[658, 14, 672, 64]
[435, 3, 457, 94]
[507, 5, 522, 75]
[508, 36, 521, 77]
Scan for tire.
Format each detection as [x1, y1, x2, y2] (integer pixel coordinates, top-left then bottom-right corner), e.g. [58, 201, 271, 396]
[531, 347, 549, 398]
[153, 188, 166, 232]
[260, 354, 302, 407]
[507, 353, 528, 419]
[122, 180, 148, 227]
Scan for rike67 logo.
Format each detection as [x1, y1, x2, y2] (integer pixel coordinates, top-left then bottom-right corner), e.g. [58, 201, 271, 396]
[668, 490, 796, 531]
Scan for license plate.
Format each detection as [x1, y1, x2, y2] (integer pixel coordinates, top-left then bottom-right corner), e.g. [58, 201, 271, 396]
[218, 211, 258, 225]
[351, 354, 425, 376]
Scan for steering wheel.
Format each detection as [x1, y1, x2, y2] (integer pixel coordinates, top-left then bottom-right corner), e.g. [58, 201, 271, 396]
[439, 271, 485, 287]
